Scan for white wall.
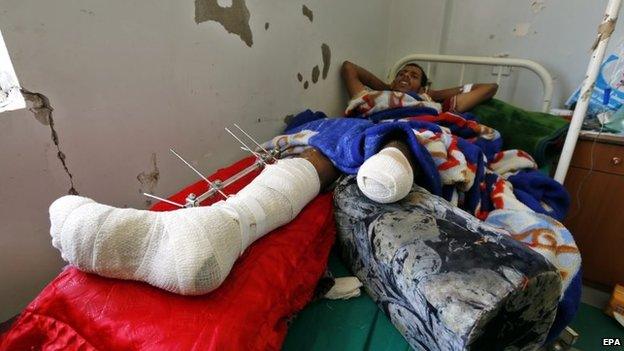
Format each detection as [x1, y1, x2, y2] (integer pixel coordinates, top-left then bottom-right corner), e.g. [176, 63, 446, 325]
[0, 0, 390, 321]
[387, 0, 624, 111]
[385, 0, 450, 80]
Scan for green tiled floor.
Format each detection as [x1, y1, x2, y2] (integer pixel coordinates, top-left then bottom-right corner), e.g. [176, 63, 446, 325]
[284, 251, 624, 350]
[570, 303, 624, 350]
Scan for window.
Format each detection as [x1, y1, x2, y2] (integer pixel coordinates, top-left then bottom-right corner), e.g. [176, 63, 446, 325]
[0, 30, 25, 113]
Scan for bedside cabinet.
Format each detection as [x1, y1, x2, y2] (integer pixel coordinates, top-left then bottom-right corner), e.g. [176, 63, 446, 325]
[563, 132, 624, 290]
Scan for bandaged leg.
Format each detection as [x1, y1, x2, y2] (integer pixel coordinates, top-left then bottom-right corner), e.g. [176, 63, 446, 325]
[357, 146, 414, 203]
[49, 158, 320, 295]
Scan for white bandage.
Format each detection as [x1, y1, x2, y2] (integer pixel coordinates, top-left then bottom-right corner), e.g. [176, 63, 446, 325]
[356, 147, 413, 203]
[462, 83, 474, 93]
[49, 158, 320, 295]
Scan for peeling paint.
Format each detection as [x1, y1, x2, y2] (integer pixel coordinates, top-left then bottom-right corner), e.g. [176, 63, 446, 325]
[303, 81, 309, 89]
[321, 43, 331, 79]
[311, 65, 320, 83]
[302, 5, 313, 22]
[137, 153, 160, 206]
[22, 90, 51, 125]
[195, 0, 253, 47]
[297, 72, 303, 82]
[21, 89, 78, 195]
[512, 22, 531, 37]
[283, 114, 294, 124]
[581, 86, 593, 101]
[530, 0, 546, 14]
[79, 9, 95, 16]
[265, 22, 269, 30]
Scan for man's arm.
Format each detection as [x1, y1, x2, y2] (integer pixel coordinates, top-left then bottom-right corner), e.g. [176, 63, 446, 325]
[429, 83, 498, 113]
[341, 61, 390, 99]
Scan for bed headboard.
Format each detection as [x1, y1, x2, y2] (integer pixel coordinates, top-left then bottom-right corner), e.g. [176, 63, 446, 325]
[388, 54, 554, 113]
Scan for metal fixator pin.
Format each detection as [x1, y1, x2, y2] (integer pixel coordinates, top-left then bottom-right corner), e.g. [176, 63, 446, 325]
[139, 124, 284, 206]
[184, 193, 198, 208]
[143, 192, 185, 208]
[170, 148, 228, 200]
[233, 123, 275, 162]
[224, 127, 265, 162]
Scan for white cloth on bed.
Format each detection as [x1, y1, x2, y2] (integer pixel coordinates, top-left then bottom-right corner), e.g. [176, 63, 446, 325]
[345, 90, 441, 117]
[49, 158, 320, 295]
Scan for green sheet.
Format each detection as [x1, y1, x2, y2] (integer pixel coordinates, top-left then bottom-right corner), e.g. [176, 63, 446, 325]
[470, 99, 569, 167]
[283, 252, 410, 351]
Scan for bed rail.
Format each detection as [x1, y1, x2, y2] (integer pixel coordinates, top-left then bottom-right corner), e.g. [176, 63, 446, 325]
[389, 54, 554, 113]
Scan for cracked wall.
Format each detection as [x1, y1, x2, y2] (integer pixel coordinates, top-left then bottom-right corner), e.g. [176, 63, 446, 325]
[0, 0, 391, 322]
[137, 153, 160, 207]
[21, 89, 78, 195]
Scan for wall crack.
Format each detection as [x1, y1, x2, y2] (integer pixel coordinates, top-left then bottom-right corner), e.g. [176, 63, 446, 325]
[137, 153, 160, 207]
[21, 88, 78, 195]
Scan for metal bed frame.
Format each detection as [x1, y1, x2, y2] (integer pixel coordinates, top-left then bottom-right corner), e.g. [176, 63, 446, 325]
[388, 53, 554, 113]
[389, 0, 621, 187]
[387, 3, 621, 347]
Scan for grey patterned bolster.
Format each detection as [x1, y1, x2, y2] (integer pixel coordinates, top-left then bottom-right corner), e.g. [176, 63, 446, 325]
[333, 176, 561, 351]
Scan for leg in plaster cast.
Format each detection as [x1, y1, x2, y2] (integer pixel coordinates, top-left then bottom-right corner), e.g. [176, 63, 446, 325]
[357, 139, 418, 203]
[49, 149, 339, 295]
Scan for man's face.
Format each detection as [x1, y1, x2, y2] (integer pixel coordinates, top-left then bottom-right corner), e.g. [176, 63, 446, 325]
[390, 65, 424, 93]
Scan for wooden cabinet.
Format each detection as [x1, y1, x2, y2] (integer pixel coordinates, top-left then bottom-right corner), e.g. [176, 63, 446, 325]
[563, 133, 624, 290]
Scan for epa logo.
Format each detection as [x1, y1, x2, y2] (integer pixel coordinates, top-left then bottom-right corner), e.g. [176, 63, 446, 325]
[603, 338, 622, 346]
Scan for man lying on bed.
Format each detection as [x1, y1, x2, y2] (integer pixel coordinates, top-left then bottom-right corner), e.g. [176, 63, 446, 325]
[340, 60, 498, 203]
[341, 60, 498, 114]
[46, 62, 497, 298]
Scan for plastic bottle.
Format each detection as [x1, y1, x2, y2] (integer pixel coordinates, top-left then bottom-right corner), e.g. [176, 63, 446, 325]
[605, 103, 624, 133]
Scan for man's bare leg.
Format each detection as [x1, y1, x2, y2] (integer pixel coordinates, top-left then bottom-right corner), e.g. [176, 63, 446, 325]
[299, 148, 340, 190]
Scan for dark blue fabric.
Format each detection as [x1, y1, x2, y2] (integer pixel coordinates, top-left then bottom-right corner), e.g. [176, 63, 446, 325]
[406, 91, 423, 100]
[456, 137, 486, 214]
[460, 112, 479, 121]
[473, 136, 503, 162]
[545, 270, 582, 343]
[284, 109, 327, 133]
[361, 106, 440, 123]
[285, 118, 443, 195]
[482, 172, 500, 212]
[284, 112, 569, 220]
[508, 170, 571, 221]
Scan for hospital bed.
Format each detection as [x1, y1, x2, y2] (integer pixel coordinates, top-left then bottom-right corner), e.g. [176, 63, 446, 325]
[284, 54, 575, 351]
[0, 54, 575, 350]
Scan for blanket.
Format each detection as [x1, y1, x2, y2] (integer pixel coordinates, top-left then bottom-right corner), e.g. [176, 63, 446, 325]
[470, 99, 569, 166]
[485, 209, 582, 343]
[263, 107, 570, 221]
[345, 90, 441, 117]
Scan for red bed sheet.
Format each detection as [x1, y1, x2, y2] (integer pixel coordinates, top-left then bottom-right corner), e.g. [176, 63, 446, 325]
[1, 157, 335, 350]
